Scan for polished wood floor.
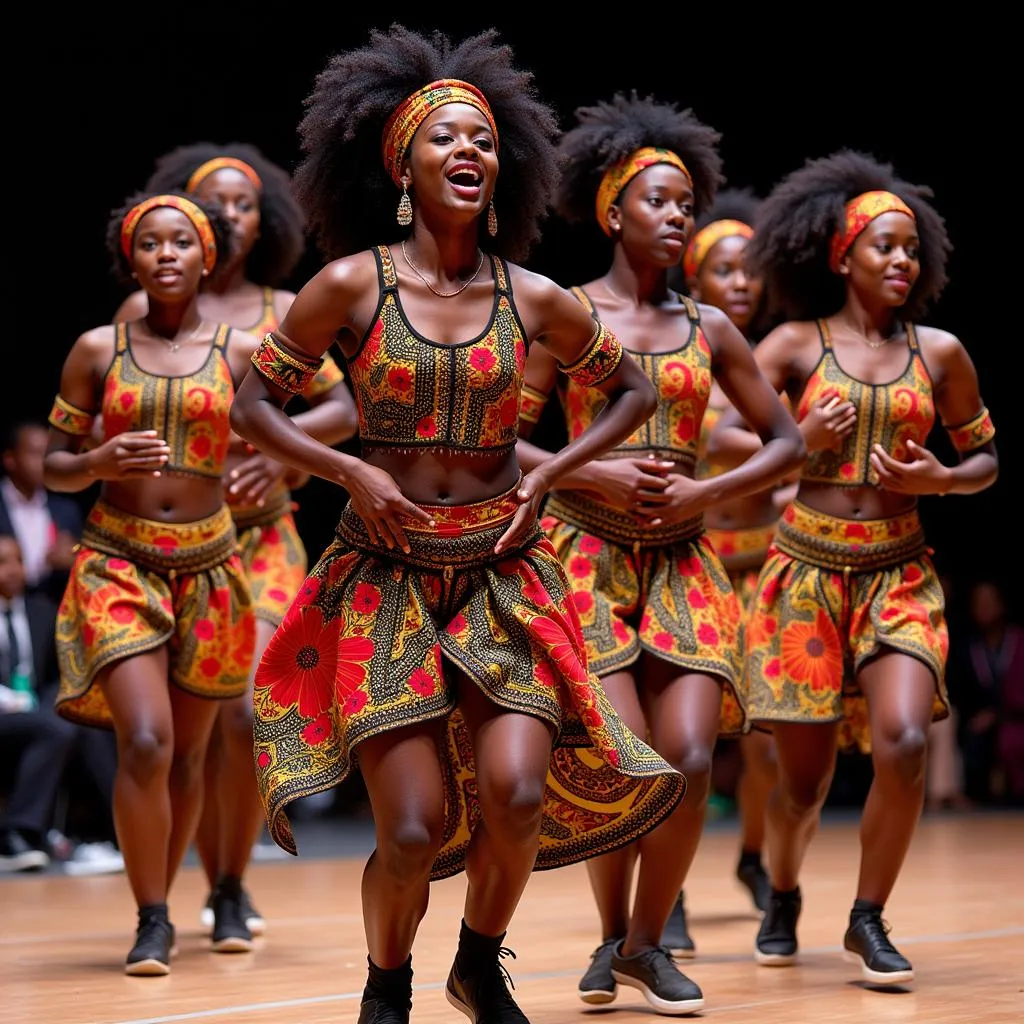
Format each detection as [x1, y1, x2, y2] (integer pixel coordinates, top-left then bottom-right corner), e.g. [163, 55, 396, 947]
[2, 813, 1022, 1024]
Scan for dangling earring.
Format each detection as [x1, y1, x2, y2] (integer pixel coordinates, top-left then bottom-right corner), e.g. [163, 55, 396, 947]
[487, 199, 498, 237]
[397, 181, 412, 227]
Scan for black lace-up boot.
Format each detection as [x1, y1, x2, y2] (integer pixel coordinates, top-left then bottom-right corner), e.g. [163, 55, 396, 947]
[445, 919, 530, 1022]
[755, 886, 801, 965]
[357, 955, 413, 1023]
[843, 900, 914, 984]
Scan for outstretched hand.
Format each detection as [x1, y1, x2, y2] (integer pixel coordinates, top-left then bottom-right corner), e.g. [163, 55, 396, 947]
[870, 441, 952, 495]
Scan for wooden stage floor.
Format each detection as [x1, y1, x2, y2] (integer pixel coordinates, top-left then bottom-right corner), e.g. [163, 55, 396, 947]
[2, 812, 1022, 1023]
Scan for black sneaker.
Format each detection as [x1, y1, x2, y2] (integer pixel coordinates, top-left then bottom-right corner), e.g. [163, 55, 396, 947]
[356, 997, 411, 1023]
[445, 946, 530, 1022]
[610, 942, 704, 1014]
[578, 937, 620, 1005]
[736, 856, 771, 913]
[755, 887, 801, 965]
[240, 886, 266, 936]
[125, 914, 175, 976]
[0, 829, 49, 873]
[662, 891, 696, 959]
[843, 911, 914, 985]
[210, 877, 254, 953]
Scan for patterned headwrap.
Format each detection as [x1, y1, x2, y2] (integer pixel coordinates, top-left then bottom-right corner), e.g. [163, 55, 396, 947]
[382, 79, 499, 186]
[186, 157, 263, 194]
[829, 190, 916, 273]
[120, 195, 218, 273]
[596, 147, 692, 237]
[682, 219, 754, 280]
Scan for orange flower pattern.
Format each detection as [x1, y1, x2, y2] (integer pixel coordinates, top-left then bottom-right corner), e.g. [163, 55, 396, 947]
[252, 493, 685, 876]
[55, 502, 255, 729]
[742, 502, 949, 753]
[235, 506, 307, 625]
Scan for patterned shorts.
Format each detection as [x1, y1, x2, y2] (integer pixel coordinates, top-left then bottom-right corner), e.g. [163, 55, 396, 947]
[742, 501, 949, 753]
[233, 489, 307, 625]
[706, 522, 776, 614]
[252, 484, 685, 877]
[55, 500, 256, 730]
[543, 490, 745, 735]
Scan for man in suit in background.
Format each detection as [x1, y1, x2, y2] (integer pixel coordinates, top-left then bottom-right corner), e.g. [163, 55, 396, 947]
[0, 419, 84, 605]
[0, 531, 121, 874]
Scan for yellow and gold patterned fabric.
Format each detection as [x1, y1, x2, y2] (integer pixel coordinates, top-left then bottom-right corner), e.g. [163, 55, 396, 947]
[742, 501, 949, 753]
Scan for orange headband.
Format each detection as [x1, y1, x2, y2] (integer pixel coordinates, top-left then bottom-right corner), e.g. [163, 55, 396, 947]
[829, 190, 916, 272]
[682, 219, 754, 279]
[186, 157, 263, 194]
[120, 195, 218, 273]
[596, 147, 692, 237]
[382, 79, 499, 186]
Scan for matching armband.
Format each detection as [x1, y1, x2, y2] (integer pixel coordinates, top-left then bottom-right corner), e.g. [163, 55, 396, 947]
[302, 351, 346, 399]
[560, 321, 623, 388]
[48, 394, 96, 436]
[519, 383, 548, 425]
[251, 332, 325, 395]
[945, 406, 995, 453]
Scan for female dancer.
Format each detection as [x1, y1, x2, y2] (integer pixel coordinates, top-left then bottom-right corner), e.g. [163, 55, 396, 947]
[114, 141, 357, 949]
[516, 93, 804, 1013]
[683, 188, 784, 919]
[44, 191, 260, 974]
[228, 26, 685, 1024]
[712, 149, 998, 985]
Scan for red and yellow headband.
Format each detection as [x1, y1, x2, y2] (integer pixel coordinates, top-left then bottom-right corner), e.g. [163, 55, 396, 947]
[120, 195, 218, 273]
[683, 219, 754, 279]
[382, 79, 499, 186]
[186, 157, 263, 194]
[829, 190, 916, 272]
[596, 147, 692, 237]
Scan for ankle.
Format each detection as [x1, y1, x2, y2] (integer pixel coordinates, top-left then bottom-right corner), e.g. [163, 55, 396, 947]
[738, 850, 763, 868]
[138, 902, 169, 923]
[363, 954, 413, 1005]
[455, 919, 505, 972]
[850, 898, 883, 921]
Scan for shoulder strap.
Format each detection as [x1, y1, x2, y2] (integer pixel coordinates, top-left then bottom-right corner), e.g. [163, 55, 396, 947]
[213, 323, 231, 350]
[115, 321, 129, 353]
[816, 318, 833, 351]
[492, 254, 510, 296]
[570, 286, 598, 321]
[680, 294, 701, 323]
[375, 245, 398, 292]
[905, 322, 921, 353]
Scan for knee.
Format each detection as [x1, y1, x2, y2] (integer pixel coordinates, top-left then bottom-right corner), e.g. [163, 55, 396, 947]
[482, 773, 547, 844]
[377, 816, 444, 885]
[668, 745, 714, 801]
[169, 738, 214, 792]
[779, 773, 830, 817]
[120, 729, 172, 783]
[876, 725, 929, 786]
[219, 698, 255, 747]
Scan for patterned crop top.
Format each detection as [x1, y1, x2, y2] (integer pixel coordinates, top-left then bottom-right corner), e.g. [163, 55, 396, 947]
[563, 288, 712, 468]
[99, 322, 235, 479]
[798, 319, 935, 486]
[345, 245, 527, 453]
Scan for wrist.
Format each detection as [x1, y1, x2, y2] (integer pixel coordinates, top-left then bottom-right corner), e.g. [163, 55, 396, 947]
[937, 466, 955, 496]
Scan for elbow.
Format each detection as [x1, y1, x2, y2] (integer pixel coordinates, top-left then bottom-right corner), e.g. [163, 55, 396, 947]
[340, 406, 359, 443]
[790, 434, 808, 472]
[229, 402, 251, 441]
[636, 377, 659, 423]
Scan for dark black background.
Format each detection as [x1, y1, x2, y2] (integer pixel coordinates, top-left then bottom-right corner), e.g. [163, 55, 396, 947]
[14, 14, 1015, 608]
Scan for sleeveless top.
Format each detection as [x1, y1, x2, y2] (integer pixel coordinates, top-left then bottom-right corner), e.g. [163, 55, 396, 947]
[346, 245, 528, 453]
[245, 285, 279, 340]
[100, 322, 235, 479]
[798, 319, 935, 486]
[564, 288, 712, 468]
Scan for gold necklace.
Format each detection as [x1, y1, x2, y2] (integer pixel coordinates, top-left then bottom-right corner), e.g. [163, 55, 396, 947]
[150, 320, 205, 353]
[401, 241, 484, 298]
[861, 335, 893, 349]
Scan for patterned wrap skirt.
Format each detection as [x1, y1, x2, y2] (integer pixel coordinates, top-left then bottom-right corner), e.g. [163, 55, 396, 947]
[233, 488, 308, 626]
[742, 501, 949, 753]
[542, 490, 745, 735]
[55, 499, 256, 730]
[705, 522, 777, 614]
[252, 484, 686, 878]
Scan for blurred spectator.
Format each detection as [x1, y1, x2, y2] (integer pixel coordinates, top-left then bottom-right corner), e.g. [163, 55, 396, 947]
[0, 531, 122, 874]
[0, 420, 83, 604]
[950, 579, 1024, 805]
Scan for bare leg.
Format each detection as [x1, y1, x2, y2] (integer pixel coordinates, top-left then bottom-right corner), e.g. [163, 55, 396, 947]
[765, 722, 839, 892]
[357, 722, 446, 968]
[737, 729, 777, 856]
[856, 653, 937, 904]
[457, 675, 555, 937]
[192, 713, 223, 890]
[623, 659, 721, 955]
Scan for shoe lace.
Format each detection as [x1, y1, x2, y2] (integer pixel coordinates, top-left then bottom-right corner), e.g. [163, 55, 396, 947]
[861, 913, 895, 947]
[495, 946, 517, 992]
